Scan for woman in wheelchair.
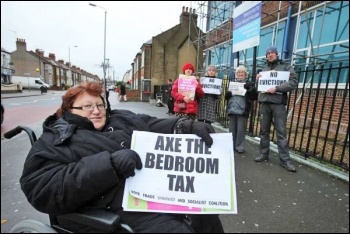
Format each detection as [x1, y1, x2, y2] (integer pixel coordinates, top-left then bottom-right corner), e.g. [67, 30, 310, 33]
[19, 81, 224, 233]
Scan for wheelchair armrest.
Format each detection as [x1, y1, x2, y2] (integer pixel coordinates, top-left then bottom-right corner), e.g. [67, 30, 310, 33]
[56, 209, 121, 233]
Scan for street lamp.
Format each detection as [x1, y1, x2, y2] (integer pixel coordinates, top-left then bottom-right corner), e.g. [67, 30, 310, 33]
[36, 48, 44, 80]
[89, 3, 107, 92]
[68, 45, 78, 85]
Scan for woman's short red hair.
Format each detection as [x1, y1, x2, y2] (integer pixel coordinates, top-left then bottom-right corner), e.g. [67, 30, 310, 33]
[182, 62, 195, 74]
[56, 82, 104, 117]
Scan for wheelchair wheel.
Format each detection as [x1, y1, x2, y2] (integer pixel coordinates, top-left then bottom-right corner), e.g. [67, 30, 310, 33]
[9, 219, 57, 233]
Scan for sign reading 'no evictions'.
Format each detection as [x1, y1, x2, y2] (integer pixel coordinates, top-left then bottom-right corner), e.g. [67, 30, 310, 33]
[257, 71, 290, 93]
[200, 77, 223, 95]
[122, 131, 237, 214]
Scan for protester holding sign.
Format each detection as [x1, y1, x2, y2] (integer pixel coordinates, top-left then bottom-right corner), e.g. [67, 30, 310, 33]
[255, 46, 298, 172]
[171, 62, 204, 120]
[225, 65, 258, 153]
[198, 65, 222, 124]
[190, 67, 225, 232]
[19, 81, 219, 233]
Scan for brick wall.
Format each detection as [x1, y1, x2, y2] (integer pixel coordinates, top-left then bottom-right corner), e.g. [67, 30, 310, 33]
[288, 89, 349, 134]
[126, 89, 140, 101]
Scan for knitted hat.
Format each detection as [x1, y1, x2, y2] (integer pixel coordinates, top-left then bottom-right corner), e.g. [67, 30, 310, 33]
[182, 62, 195, 74]
[266, 46, 278, 56]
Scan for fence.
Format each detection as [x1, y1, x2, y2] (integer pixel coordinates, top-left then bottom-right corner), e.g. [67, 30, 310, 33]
[215, 62, 349, 171]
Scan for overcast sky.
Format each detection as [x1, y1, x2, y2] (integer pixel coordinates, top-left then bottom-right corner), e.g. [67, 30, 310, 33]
[1, 1, 205, 81]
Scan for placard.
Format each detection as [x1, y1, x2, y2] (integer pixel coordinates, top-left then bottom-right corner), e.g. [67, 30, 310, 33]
[228, 82, 246, 96]
[122, 131, 237, 214]
[200, 77, 222, 95]
[257, 71, 290, 92]
[178, 74, 197, 100]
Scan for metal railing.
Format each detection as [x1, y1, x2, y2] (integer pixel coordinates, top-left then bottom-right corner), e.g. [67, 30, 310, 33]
[215, 61, 349, 171]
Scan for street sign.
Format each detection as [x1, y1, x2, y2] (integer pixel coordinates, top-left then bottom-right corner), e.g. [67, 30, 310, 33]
[232, 1, 262, 53]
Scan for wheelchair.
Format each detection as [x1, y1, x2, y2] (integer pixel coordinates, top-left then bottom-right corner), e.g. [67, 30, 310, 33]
[5, 126, 134, 233]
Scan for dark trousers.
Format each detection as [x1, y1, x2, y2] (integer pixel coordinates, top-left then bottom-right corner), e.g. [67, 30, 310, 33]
[259, 103, 290, 162]
[190, 214, 225, 233]
[58, 213, 195, 233]
[229, 114, 247, 152]
[123, 213, 195, 233]
[167, 97, 175, 114]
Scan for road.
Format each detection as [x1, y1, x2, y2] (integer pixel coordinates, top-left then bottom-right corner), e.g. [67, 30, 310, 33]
[1, 93, 62, 135]
[1, 92, 63, 233]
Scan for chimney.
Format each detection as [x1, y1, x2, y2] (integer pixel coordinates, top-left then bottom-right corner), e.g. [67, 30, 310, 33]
[35, 49, 44, 57]
[16, 38, 27, 51]
[49, 53, 56, 61]
[180, 6, 198, 26]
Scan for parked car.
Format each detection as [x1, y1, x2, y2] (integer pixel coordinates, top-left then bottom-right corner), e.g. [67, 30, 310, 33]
[108, 84, 115, 91]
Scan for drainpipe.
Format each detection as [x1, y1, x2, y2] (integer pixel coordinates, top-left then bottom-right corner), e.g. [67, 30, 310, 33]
[282, 2, 293, 60]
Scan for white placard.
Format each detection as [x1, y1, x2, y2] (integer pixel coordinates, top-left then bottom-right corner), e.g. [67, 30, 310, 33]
[200, 77, 222, 95]
[257, 71, 290, 92]
[122, 131, 237, 214]
[228, 82, 247, 96]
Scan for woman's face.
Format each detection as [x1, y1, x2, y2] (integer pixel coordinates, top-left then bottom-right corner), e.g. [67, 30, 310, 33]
[71, 92, 107, 130]
[207, 67, 216, 77]
[184, 69, 193, 76]
[236, 70, 247, 80]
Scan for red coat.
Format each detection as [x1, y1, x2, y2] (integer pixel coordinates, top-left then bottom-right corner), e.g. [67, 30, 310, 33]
[171, 78, 204, 114]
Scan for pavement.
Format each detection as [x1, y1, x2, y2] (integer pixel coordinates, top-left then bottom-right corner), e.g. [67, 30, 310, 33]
[2, 89, 349, 233]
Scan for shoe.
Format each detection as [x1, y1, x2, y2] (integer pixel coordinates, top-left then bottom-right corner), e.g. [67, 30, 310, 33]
[235, 149, 245, 154]
[254, 155, 269, 162]
[280, 161, 296, 172]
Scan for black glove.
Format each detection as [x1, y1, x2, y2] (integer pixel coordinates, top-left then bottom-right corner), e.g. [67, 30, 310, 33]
[110, 149, 142, 179]
[179, 119, 215, 146]
[225, 91, 232, 100]
[244, 82, 255, 91]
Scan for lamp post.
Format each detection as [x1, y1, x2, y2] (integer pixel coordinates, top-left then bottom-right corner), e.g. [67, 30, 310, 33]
[68, 45, 78, 85]
[89, 3, 107, 92]
[35, 49, 44, 79]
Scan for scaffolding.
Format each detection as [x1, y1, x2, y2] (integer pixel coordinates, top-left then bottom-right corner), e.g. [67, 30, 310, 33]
[187, 1, 349, 169]
[185, 1, 235, 78]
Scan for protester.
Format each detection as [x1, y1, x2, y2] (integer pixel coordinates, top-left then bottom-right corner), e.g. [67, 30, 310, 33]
[197, 65, 221, 125]
[172, 64, 224, 233]
[19, 81, 219, 233]
[119, 82, 127, 102]
[165, 79, 175, 114]
[255, 46, 298, 172]
[171, 62, 204, 120]
[225, 65, 258, 154]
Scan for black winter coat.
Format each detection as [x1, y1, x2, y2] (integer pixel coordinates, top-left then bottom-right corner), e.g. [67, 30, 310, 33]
[20, 109, 179, 218]
[120, 84, 126, 95]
